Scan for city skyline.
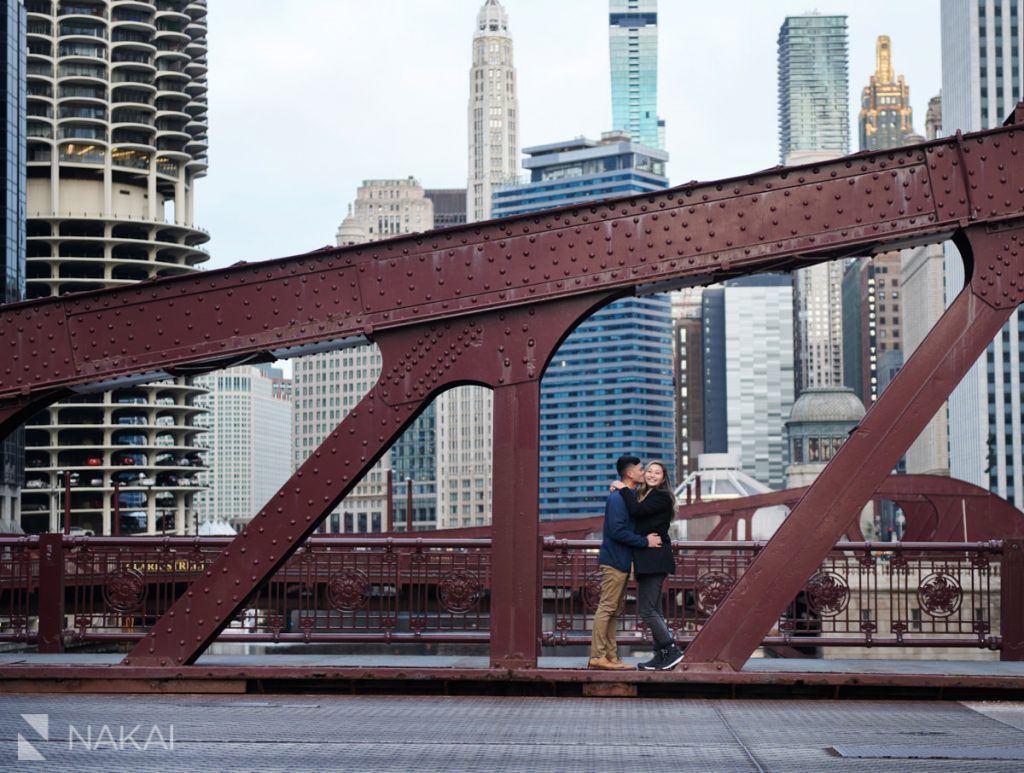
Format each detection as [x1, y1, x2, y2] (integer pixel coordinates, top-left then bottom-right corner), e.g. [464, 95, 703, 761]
[200, 1, 941, 270]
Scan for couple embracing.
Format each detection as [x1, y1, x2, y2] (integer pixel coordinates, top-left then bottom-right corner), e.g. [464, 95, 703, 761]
[587, 455, 684, 671]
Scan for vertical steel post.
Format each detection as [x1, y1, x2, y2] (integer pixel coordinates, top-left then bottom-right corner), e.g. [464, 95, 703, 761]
[406, 478, 413, 533]
[385, 468, 393, 533]
[489, 380, 542, 669]
[1002, 539, 1024, 661]
[37, 533, 64, 653]
[62, 472, 70, 535]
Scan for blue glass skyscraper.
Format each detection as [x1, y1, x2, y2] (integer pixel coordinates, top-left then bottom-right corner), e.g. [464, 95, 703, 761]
[493, 133, 675, 520]
[609, 0, 662, 149]
[1, 0, 25, 527]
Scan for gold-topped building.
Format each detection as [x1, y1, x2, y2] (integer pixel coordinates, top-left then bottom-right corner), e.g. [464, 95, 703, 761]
[859, 36, 914, 151]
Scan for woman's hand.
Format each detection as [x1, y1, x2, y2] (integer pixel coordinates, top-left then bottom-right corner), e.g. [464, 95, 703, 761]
[609, 480, 626, 491]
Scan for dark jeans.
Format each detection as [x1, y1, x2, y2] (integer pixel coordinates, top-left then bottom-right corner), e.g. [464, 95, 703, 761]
[636, 572, 673, 649]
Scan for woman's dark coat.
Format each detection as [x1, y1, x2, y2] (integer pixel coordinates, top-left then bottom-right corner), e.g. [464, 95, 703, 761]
[618, 488, 676, 575]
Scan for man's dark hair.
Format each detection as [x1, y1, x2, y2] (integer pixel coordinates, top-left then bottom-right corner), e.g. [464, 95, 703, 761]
[616, 455, 642, 478]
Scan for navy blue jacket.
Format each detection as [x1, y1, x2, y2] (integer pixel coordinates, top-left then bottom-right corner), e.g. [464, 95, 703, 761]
[597, 488, 650, 572]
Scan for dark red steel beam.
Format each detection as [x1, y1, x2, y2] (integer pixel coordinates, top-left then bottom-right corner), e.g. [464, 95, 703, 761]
[681, 224, 1024, 671]
[5, 123, 1024, 424]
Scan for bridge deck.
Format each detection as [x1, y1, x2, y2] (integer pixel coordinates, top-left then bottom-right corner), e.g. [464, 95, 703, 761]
[2, 691, 1023, 771]
[1, 653, 1022, 699]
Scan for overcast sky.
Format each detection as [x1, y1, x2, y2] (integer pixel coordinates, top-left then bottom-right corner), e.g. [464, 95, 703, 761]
[198, 1, 942, 270]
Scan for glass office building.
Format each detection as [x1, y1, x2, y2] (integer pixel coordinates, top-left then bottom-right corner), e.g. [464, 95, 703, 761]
[777, 13, 849, 162]
[1, 0, 25, 530]
[941, 0, 1024, 507]
[493, 133, 675, 519]
[609, 0, 662, 149]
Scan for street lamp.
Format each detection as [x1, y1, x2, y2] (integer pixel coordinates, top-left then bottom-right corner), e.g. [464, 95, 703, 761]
[52, 470, 72, 535]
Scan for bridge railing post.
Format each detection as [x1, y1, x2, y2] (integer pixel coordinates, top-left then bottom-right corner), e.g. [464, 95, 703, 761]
[1001, 539, 1023, 661]
[37, 533, 64, 653]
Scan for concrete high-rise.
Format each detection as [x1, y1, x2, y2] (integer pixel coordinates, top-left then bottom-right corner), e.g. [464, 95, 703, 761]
[859, 36, 914, 151]
[779, 14, 849, 396]
[424, 188, 467, 229]
[491, 133, 674, 520]
[446, 0, 518, 530]
[702, 276, 795, 490]
[794, 261, 846, 393]
[295, 179, 437, 534]
[841, 254, 904, 406]
[901, 95, 949, 476]
[609, 0, 662, 148]
[0, 0, 25, 533]
[193, 365, 291, 533]
[941, 0, 1024, 506]
[20, 0, 210, 535]
[467, 0, 517, 222]
[672, 289, 703, 486]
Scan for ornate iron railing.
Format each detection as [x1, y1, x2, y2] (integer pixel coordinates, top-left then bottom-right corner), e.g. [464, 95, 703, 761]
[541, 540, 1006, 651]
[0, 535, 1016, 657]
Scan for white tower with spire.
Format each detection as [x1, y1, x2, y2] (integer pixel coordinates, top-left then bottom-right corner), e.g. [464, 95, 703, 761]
[435, 1, 520, 532]
[467, 0, 519, 222]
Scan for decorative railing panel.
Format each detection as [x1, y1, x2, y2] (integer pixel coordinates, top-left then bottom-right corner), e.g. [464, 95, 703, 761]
[542, 540, 1005, 651]
[0, 538, 40, 643]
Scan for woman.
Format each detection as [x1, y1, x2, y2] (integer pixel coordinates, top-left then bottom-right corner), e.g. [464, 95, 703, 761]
[611, 460, 684, 671]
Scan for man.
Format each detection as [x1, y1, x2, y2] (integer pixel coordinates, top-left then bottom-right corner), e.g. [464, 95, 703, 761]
[588, 455, 661, 670]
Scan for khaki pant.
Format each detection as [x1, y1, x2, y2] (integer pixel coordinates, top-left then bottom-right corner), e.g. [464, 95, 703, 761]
[590, 564, 630, 660]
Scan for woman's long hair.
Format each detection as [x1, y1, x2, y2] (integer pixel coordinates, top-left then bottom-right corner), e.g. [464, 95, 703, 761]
[637, 460, 676, 508]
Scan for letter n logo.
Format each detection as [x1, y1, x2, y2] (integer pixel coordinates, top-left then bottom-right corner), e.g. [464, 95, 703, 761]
[18, 713, 48, 761]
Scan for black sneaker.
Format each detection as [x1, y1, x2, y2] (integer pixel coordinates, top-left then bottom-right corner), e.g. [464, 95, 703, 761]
[657, 644, 684, 670]
[637, 648, 666, 671]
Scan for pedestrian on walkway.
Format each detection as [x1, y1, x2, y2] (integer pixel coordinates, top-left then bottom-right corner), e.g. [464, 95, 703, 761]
[588, 455, 661, 670]
[612, 460, 684, 670]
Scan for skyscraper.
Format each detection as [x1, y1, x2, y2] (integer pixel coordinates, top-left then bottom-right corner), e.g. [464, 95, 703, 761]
[295, 178, 437, 534]
[841, 254, 904, 406]
[859, 36, 914, 151]
[467, 0, 517, 222]
[672, 289, 703, 486]
[0, 0, 25, 532]
[20, 0, 210, 535]
[941, 0, 1024, 506]
[778, 13, 850, 163]
[492, 133, 675, 520]
[843, 36, 913, 411]
[609, 0, 662, 148]
[194, 365, 292, 532]
[442, 0, 518, 532]
[702, 276, 795, 490]
[901, 96, 949, 476]
[778, 14, 849, 395]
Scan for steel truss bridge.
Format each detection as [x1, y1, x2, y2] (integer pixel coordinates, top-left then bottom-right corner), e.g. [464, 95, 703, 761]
[4, 109, 1024, 676]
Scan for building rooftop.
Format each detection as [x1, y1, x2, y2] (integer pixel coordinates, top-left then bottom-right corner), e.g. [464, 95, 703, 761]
[788, 386, 865, 425]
